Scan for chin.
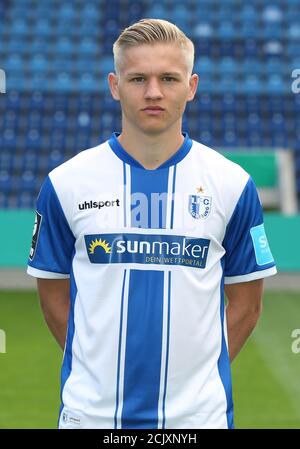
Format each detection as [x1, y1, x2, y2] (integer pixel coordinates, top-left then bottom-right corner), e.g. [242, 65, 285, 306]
[139, 122, 169, 134]
[141, 127, 167, 136]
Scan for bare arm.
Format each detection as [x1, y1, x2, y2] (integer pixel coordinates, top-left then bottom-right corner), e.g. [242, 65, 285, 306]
[37, 278, 70, 350]
[225, 279, 263, 363]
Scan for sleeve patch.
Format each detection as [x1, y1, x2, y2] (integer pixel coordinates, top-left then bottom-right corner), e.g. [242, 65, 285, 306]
[250, 224, 274, 266]
[29, 211, 42, 261]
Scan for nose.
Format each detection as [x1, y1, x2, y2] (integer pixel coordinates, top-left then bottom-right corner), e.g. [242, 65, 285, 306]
[144, 78, 163, 100]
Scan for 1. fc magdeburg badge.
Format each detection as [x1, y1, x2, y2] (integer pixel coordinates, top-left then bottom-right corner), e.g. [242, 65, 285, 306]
[189, 195, 212, 220]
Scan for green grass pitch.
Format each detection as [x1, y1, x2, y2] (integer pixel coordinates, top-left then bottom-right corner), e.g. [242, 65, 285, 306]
[0, 289, 300, 428]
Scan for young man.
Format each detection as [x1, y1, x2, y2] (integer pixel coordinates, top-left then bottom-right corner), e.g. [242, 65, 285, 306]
[27, 19, 276, 429]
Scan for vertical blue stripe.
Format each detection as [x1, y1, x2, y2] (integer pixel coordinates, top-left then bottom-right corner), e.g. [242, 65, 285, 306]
[114, 269, 127, 429]
[123, 162, 127, 228]
[121, 270, 164, 428]
[120, 166, 169, 428]
[58, 249, 77, 427]
[217, 257, 234, 429]
[130, 167, 169, 229]
[162, 271, 172, 429]
[170, 165, 177, 229]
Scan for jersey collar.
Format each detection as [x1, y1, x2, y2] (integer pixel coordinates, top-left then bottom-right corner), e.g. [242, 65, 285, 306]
[108, 132, 193, 170]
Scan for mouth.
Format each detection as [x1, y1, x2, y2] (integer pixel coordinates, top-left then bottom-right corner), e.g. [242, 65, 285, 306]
[142, 106, 164, 111]
[141, 106, 165, 115]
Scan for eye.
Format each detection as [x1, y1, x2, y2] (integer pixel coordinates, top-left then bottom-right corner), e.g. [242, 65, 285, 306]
[131, 77, 145, 83]
[162, 76, 176, 82]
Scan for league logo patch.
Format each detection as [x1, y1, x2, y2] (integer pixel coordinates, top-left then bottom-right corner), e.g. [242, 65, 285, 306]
[188, 195, 212, 220]
[29, 212, 42, 261]
[250, 224, 274, 266]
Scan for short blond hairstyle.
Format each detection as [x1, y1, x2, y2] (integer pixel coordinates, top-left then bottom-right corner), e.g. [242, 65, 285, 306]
[113, 18, 195, 74]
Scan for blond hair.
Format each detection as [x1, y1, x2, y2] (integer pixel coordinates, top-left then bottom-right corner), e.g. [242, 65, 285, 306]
[113, 19, 194, 74]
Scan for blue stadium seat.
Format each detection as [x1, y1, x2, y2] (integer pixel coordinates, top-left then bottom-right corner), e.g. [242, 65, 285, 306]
[240, 5, 258, 21]
[0, 171, 11, 193]
[27, 73, 48, 91]
[265, 58, 283, 75]
[217, 5, 236, 21]
[9, 18, 27, 36]
[18, 170, 38, 193]
[267, 74, 285, 93]
[219, 58, 238, 75]
[5, 54, 23, 71]
[55, 36, 75, 55]
[78, 73, 98, 92]
[215, 75, 238, 94]
[241, 59, 261, 76]
[29, 54, 48, 72]
[223, 131, 238, 146]
[240, 22, 258, 39]
[2, 128, 17, 149]
[78, 38, 98, 56]
[0, 192, 8, 208]
[244, 39, 259, 58]
[5, 91, 21, 108]
[287, 41, 300, 58]
[145, 5, 169, 20]
[81, 3, 101, 20]
[53, 73, 74, 92]
[31, 37, 51, 53]
[59, 4, 77, 19]
[77, 21, 100, 37]
[262, 6, 283, 23]
[288, 23, 300, 39]
[17, 191, 35, 208]
[218, 22, 236, 39]
[193, 23, 213, 38]
[243, 75, 263, 94]
[194, 57, 214, 75]
[6, 37, 28, 54]
[34, 19, 52, 36]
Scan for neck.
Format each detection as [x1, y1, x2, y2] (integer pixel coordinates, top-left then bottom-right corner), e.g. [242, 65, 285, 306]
[117, 124, 185, 170]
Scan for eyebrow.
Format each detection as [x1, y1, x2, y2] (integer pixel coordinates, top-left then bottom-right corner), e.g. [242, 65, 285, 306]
[126, 72, 182, 78]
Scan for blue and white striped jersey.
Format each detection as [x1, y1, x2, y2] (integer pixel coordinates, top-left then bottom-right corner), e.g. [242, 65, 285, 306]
[27, 133, 276, 429]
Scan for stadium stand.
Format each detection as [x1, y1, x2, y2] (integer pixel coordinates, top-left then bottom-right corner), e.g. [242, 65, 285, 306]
[0, 0, 299, 210]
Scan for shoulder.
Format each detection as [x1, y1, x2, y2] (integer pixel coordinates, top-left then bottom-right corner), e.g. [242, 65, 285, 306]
[48, 141, 108, 182]
[191, 139, 250, 188]
[192, 140, 248, 175]
[189, 140, 254, 221]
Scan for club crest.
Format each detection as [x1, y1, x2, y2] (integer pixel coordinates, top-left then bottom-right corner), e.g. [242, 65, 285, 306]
[189, 195, 212, 220]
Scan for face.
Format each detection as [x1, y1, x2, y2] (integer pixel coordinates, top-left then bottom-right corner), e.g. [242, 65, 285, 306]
[108, 43, 198, 136]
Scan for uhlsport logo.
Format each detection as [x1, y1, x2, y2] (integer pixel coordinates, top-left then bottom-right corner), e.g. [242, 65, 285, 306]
[78, 199, 120, 211]
[85, 233, 210, 269]
[189, 195, 212, 220]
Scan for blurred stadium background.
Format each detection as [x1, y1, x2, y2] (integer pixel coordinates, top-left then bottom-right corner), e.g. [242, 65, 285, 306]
[1, 0, 300, 429]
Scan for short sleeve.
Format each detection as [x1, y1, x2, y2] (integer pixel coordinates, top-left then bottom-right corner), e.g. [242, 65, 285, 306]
[27, 176, 75, 278]
[223, 177, 277, 284]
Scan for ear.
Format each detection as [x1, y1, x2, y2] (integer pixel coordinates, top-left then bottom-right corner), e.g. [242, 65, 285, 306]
[187, 73, 199, 102]
[108, 72, 120, 101]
